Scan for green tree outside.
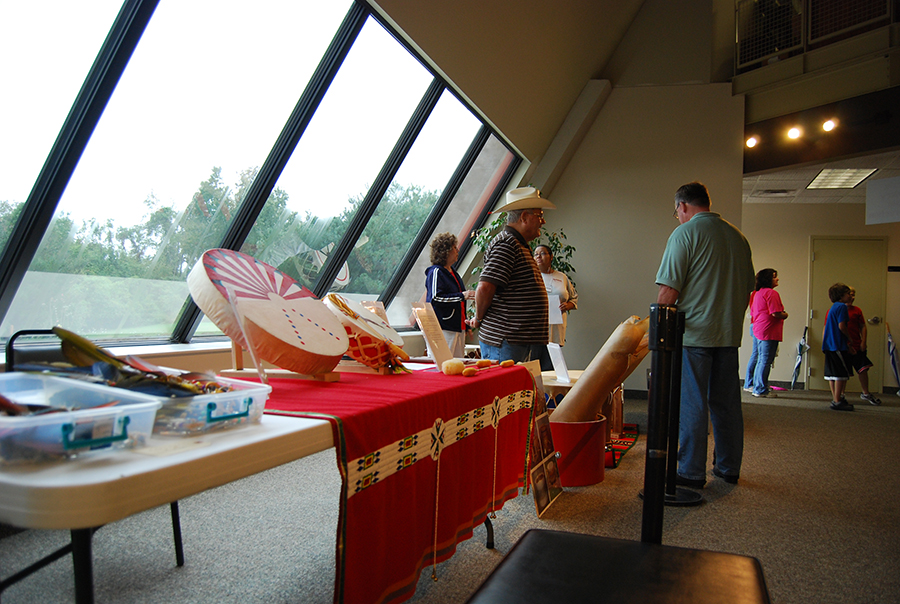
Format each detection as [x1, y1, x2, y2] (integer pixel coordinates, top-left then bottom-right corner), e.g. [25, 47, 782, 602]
[0, 169, 443, 310]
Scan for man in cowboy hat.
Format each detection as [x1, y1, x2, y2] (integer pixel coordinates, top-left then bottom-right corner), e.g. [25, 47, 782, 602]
[468, 187, 556, 362]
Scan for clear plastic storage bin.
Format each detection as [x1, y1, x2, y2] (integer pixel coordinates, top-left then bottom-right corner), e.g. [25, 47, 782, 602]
[152, 376, 271, 436]
[0, 372, 162, 464]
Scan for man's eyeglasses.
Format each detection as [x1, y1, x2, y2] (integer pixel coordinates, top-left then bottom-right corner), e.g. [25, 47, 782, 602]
[673, 202, 681, 218]
[527, 210, 545, 221]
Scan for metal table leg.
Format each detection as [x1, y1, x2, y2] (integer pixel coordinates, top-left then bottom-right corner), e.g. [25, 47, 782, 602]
[171, 501, 185, 566]
[484, 517, 494, 549]
[70, 528, 95, 604]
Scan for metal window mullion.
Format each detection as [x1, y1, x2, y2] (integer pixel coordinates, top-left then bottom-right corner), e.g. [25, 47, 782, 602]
[171, 2, 369, 343]
[0, 0, 160, 326]
[217, 3, 367, 252]
[312, 78, 445, 298]
[378, 126, 490, 306]
[456, 148, 520, 263]
[367, 4, 500, 167]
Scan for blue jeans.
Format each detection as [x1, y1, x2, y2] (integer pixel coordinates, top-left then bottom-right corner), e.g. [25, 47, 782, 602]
[752, 340, 779, 395]
[480, 340, 532, 363]
[744, 327, 758, 389]
[679, 347, 744, 480]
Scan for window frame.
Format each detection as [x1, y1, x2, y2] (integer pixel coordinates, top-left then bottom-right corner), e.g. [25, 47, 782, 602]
[0, 0, 160, 327]
[0, 0, 522, 348]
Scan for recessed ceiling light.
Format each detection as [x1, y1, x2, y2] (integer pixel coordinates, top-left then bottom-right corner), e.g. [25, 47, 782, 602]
[807, 168, 876, 189]
[746, 136, 758, 148]
[822, 119, 836, 132]
[787, 127, 801, 139]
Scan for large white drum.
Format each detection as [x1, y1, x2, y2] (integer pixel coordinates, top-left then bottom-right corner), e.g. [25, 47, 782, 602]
[187, 249, 348, 375]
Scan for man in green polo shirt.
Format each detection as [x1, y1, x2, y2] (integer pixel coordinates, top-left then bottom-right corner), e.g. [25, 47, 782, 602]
[656, 182, 754, 488]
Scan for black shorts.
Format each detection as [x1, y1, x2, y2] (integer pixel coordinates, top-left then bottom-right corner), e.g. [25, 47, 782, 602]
[847, 350, 874, 374]
[823, 350, 851, 381]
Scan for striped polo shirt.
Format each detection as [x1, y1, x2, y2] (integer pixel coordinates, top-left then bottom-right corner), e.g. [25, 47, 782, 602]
[478, 226, 549, 346]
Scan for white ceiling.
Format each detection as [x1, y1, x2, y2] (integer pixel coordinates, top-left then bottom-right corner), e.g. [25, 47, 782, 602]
[743, 148, 900, 204]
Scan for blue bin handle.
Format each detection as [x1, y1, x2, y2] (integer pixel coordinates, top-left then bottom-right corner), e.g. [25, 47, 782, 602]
[206, 397, 253, 424]
[61, 416, 130, 450]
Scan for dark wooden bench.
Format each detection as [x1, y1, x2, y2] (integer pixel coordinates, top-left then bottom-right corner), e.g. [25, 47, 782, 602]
[466, 529, 771, 604]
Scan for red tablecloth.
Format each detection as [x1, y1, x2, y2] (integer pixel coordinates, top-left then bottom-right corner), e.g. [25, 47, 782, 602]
[263, 366, 535, 604]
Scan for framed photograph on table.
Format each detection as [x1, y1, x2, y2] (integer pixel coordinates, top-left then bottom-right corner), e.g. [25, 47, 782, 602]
[528, 376, 562, 516]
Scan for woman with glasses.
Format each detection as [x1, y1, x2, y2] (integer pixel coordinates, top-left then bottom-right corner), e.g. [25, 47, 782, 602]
[531, 244, 578, 371]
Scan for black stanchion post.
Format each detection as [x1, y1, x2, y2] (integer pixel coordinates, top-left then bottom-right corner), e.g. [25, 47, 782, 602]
[641, 304, 677, 544]
[664, 311, 683, 499]
[663, 312, 703, 507]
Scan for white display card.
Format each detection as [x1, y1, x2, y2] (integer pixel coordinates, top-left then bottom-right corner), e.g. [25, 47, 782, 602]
[547, 343, 569, 383]
[412, 302, 454, 368]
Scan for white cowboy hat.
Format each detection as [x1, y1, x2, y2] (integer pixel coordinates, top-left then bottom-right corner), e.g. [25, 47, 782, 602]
[491, 187, 557, 213]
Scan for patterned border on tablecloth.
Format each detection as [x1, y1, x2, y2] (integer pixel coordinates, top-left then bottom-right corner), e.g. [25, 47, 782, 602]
[346, 388, 533, 499]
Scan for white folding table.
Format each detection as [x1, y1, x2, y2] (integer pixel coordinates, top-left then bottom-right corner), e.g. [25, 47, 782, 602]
[0, 414, 333, 603]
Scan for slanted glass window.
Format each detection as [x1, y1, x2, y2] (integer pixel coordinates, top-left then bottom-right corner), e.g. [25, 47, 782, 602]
[386, 134, 516, 326]
[240, 16, 433, 293]
[0, 1, 350, 341]
[0, 1, 520, 345]
[323, 88, 481, 301]
[0, 0, 122, 251]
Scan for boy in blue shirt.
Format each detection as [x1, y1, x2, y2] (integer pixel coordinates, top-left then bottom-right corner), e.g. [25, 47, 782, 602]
[822, 283, 854, 411]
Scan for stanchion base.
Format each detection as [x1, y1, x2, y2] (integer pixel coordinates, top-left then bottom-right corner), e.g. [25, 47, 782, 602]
[664, 487, 703, 507]
[638, 487, 704, 507]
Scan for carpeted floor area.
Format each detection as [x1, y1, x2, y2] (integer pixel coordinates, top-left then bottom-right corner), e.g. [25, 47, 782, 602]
[2, 389, 899, 603]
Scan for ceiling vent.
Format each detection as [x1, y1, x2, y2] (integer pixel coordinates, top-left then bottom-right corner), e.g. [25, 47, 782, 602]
[755, 189, 797, 197]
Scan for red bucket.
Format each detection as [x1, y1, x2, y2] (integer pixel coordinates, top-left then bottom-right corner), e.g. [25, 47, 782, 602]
[549, 416, 606, 487]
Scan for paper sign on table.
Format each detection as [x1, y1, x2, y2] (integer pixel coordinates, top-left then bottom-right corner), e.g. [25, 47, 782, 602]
[412, 302, 453, 368]
[548, 343, 569, 383]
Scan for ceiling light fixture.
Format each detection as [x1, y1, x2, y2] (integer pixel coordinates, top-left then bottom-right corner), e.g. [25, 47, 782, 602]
[787, 127, 801, 139]
[807, 168, 876, 189]
[746, 136, 758, 148]
[822, 119, 836, 132]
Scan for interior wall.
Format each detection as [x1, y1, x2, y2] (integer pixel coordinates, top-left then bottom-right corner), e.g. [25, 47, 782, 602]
[545, 83, 744, 391]
[370, 0, 645, 161]
[601, 0, 713, 86]
[741, 203, 900, 390]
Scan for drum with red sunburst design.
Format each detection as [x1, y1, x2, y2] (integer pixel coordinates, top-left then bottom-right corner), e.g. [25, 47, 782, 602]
[187, 249, 348, 375]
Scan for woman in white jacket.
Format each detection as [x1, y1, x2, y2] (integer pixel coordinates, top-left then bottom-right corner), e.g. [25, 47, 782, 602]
[531, 244, 577, 370]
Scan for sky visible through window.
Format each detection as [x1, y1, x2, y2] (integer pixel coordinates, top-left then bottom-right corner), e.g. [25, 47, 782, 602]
[1, 0, 124, 215]
[1, 1, 466, 226]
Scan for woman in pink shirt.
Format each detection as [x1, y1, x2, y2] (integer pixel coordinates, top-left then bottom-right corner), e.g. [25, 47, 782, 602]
[749, 269, 788, 398]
